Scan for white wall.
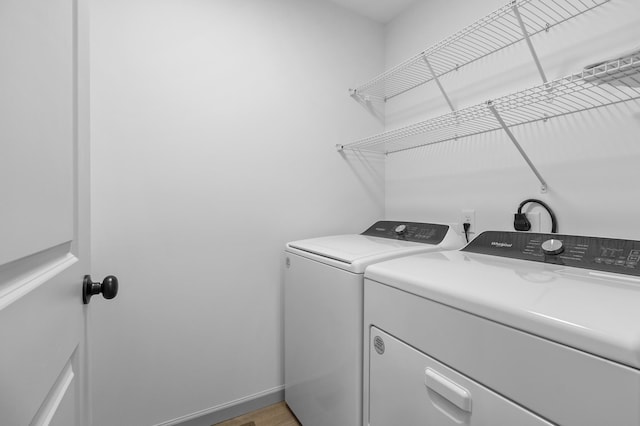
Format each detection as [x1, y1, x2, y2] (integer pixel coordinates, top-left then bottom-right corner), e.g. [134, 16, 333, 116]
[384, 0, 640, 240]
[89, 1, 384, 425]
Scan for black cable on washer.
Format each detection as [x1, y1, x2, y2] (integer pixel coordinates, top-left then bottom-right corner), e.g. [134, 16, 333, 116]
[514, 198, 558, 233]
[463, 222, 471, 243]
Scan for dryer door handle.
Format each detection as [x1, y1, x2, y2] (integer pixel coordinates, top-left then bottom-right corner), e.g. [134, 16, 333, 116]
[425, 368, 472, 412]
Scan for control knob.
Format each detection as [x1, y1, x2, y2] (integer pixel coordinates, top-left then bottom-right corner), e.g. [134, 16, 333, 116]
[395, 224, 407, 236]
[541, 239, 564, 255]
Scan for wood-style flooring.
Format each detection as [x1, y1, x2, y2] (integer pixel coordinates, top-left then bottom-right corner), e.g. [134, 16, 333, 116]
[213, 402, 301, 426]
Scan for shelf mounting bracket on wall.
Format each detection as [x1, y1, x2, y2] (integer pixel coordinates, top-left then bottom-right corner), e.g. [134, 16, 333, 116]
[512, 1, 548, 85]
[487, 101, 548, 193]
[423, 55, 456, 112]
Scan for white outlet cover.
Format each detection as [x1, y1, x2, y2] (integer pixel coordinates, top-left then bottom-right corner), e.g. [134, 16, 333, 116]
[527, 211, 541, 233]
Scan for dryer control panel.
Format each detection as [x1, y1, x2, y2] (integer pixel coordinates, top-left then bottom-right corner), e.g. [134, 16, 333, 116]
[463, 231, 640, 276]
[362, 221, 449, 244]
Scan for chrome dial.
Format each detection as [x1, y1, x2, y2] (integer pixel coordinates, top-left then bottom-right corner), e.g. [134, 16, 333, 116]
[395, 224, 407, 235]
[541, 239, 564, 255]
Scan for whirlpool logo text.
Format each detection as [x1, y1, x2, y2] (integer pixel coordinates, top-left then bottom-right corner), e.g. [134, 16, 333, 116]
[491, 241, 513, 248]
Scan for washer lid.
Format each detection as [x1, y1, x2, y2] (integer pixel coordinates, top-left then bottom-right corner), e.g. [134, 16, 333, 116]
[287, 232, 459, 273]
[288, 234, 422, 263]
[365, 247, 640, 369]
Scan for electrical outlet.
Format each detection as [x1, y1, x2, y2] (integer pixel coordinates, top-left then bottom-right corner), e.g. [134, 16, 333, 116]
[460, 209, 476, 235]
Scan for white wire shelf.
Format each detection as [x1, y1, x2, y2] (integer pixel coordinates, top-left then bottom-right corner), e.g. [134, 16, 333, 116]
[340, 54, 640, 155]
[350, 0, 611, 103]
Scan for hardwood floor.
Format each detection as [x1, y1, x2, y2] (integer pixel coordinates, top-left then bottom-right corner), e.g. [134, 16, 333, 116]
[213, 402, 301, 426]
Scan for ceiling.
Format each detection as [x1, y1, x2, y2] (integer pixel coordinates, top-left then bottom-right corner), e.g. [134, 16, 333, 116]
[325, 0, 419, 23]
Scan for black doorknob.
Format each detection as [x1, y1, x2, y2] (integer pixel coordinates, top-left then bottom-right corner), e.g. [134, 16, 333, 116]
[83, 275, 119, 304]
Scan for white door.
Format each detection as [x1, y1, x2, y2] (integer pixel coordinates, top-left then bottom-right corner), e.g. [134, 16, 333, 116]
[0, 0, 95, 425]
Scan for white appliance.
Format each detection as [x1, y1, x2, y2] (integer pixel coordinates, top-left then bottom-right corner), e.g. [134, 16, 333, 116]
[363, 230, 640, 426]
[284, 221, 465, 426]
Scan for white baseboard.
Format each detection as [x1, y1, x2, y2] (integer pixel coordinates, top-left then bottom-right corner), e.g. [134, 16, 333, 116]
[154, 386, 285, 426]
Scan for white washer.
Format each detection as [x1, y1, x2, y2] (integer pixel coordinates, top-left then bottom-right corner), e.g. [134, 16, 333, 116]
[364, 230, 640, 426]
[284, 221, 465, 426]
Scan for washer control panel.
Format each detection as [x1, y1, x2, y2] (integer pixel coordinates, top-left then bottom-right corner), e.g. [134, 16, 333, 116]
[362, 221, 449, 245]
[463, 231, 640, 276]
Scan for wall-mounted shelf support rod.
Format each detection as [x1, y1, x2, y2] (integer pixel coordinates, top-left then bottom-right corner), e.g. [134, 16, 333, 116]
[487, 101, 547, 193]
[423, 56, 456, 112]
[348, 89, 384, 104]
[512, 2, 548, 85]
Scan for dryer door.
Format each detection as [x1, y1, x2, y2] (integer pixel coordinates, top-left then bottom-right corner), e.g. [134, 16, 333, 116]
[367, 327, 555, 426]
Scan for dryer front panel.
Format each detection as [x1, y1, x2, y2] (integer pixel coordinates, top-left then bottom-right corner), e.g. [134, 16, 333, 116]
[364, 279, 640, 426]
[368, 327, 554, 426]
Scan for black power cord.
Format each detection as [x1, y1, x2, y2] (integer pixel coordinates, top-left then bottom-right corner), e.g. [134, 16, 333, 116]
[463, 222, 471, 243]
[514, 198, 558, 233]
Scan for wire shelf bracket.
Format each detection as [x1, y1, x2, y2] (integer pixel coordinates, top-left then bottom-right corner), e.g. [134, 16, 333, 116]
[487, 101, 548, 193]
[512, 1, 548, 84]
[423, 55, 456, 112]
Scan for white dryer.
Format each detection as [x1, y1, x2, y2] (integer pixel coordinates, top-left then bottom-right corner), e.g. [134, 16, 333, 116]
[364, 231, 640, 426]
[284, 221, 464, 426]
